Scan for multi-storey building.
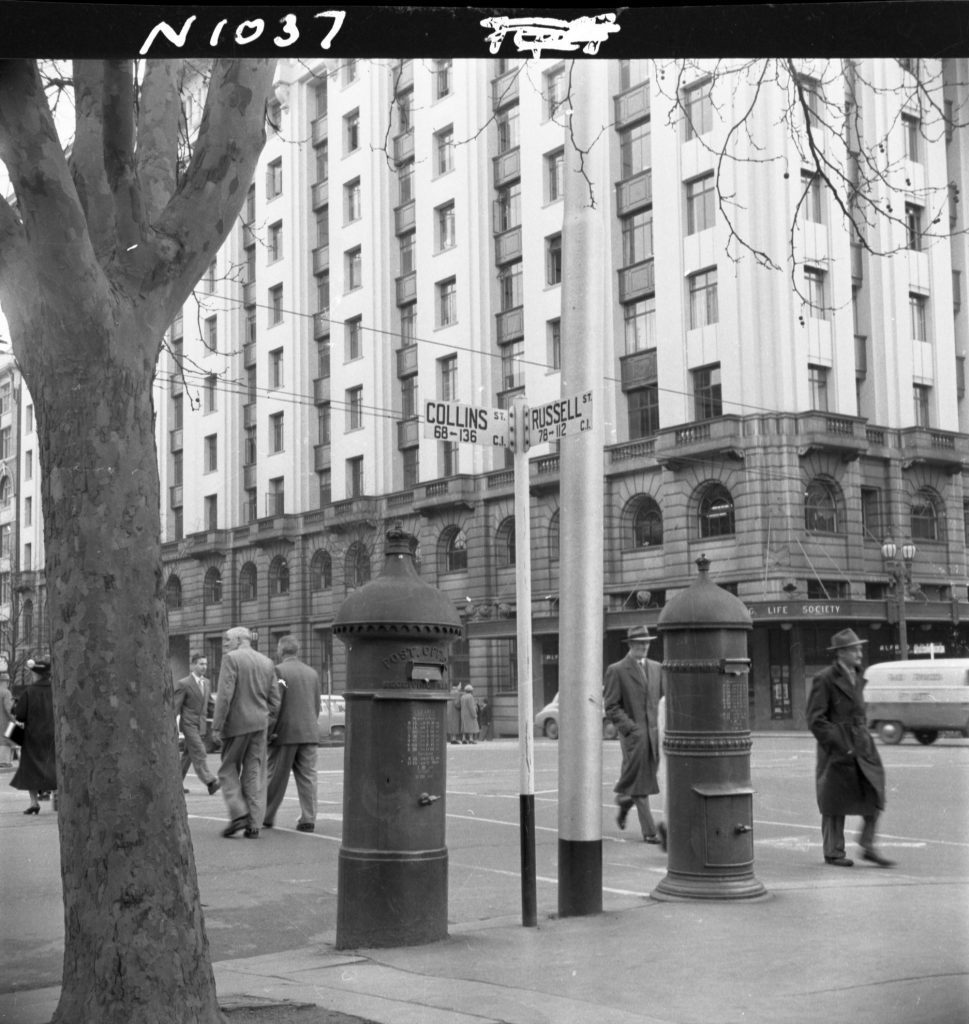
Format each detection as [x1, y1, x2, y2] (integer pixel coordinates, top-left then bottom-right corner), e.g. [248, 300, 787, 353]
[14, 57, 969, 733]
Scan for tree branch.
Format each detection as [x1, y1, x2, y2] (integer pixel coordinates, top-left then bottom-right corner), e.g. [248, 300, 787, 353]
[136, 60, 183, 228]
[102, 60, 142, 248]
[70, 60, 117, 256]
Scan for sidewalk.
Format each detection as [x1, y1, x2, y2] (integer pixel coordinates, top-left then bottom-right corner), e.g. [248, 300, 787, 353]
[5, 866, 966, 1024]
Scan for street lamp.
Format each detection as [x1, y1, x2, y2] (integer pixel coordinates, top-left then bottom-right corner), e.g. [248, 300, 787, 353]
[881, 538, 917, 660]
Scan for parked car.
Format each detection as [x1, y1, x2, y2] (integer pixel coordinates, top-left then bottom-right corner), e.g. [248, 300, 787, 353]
[864, 658, 969, 744]
[535, 694, 618, 740]
[317, 694, 347, 743]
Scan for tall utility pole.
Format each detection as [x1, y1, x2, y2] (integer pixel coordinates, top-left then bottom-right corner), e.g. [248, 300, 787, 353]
[557, 59, 607, 917]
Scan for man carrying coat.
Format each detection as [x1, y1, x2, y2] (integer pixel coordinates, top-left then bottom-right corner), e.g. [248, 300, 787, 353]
[173, 653, 220, 795]
[806, 628, 894, 868]
[603, 624, 667, 848]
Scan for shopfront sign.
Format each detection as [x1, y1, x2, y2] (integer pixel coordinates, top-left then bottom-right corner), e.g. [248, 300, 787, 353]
[746, 601, 849, 620]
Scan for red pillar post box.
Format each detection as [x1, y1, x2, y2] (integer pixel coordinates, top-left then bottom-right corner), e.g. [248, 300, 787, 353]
[652, 556, 767, 901]
[333, 528, 463, 948]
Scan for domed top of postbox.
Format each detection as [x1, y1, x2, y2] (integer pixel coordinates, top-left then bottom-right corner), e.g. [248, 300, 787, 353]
[657, 556, 752, 632]
[333, 527, 463, 640]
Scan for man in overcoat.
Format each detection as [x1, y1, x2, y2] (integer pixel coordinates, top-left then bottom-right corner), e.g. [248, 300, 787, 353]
[603, 624, 667, 848]
[173, 653, 220, 795]
[264, 635, 322, 832]
[806, 628, 894, 868]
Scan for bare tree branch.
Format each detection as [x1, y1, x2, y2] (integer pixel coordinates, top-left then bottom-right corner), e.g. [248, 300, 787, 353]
[136, 61, 183, 227]
[69, 61, 116, 254]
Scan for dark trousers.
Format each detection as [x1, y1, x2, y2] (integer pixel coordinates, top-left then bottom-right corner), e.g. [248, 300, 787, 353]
[264, 742, 318, 826]
[180, 724, 216, 785]
[821, 813, 878, 859]
[218, 730, 268, 827]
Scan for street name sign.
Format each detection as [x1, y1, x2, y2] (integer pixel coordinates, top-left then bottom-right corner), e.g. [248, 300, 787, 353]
[526, 390, 593, 446]
[423, 400, 509, 448]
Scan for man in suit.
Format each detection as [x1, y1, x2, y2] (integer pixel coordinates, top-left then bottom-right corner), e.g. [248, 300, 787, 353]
[603, 624, 667, 848]
[264, 635, 322, 832]
[211, 627, 281, 839]
[806, 628, 893, 868]
[173, 653, 220, 795]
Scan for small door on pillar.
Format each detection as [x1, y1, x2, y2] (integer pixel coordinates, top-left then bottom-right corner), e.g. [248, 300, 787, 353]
[692, 784, 754, 868]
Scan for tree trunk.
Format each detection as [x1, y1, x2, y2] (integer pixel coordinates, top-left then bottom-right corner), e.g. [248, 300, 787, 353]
[31, 312, 222, 1023]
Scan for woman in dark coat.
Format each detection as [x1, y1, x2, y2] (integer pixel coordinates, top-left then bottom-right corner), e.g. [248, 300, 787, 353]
[10, 656, 57, 814]
[806, 630, 892, 868]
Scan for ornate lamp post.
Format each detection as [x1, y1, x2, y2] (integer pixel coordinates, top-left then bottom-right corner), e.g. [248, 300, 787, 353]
[881, 538, 917, 660]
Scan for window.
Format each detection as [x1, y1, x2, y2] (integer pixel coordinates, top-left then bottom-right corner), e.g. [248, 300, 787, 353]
[239, 562, 257, 602]
[269, 347, 283, 388]
[495, 183, 521, 232]
[910, 488, 940, 541]
[545, 234, 562, 285]
[498, 261, 522, 311]
[310, 550, 332, 591]
[0, 383, 10, 416]
[313, 77, 328, 118]
[204, 316, 217, 352]
[619, 121, 651, 179]
[688, 268, 718, 328]
[270, 412, 284, 453]
[436, 203, 456, 251]
[24, 451, 32, 481]
[548, 510, 561, 563]
[624, 297, 656, 353]
[434, 58, 452, 99]
[318, 339, 331, 379]
[346, 456, 364, 498]
[204, 434, 217, 473]
[442, 441, 458, 477]
[902, 113, 920, 163]
[24, 496, 31, 527]
[622, 210, 653, 266]
[544, 66, 567, 119]
[861, 487, 882, 542]
[245, 309, 256, 345]
[268, 221, 283, 262]
[400, 231, 416, 275]
[437, 278, 457, 326]
[629, 496, 663, 548]
[346, 316, 362, 361]
[266, 158, 282, 199]
[804, 478, 841, 533]
[166, 575, 183, 610]
[913, 383, 931, 427]
[686, 174, 715, 235]
[269, 556, 290, 597]
[317, 274, 330, 315]
[619, 59, 649, 91]
[398, 160, 415, 204]
[343, 59, 357, 85]
[244, 426, 256, 466]
[203, 567, 223, 605]
[0, 524, 8, 557]
[204, 374, 217, 413]
[344, 178, 361, 223]
[0, 477, 8, 508]
[268, 476, 285, 516]
[803, 266, 827, 318]
[396, 89, 413, 132]
[344, 109, 360, 154]
[905, 203, 923, 251]
[798, 76, 822, 130]
[440, 355, 458, 400]
[435, 126, 454, 175]
[683, 80, 713, 140]
[400, 303, 417, 346]
[345, 539, 370, 587]
[402, 448, 419, 489]
[801, 172, 824, 224]
[204, 495, 218, 532]
[628, 384, 659, 438]
[400, 375, 418, 419]
[25, 405, 33, 433]
[204, 261, 216, 292]
[315, 140, 329, 184]
[269, 284, 283, 325]
[547, 319, 561, 371]
[693, 363, 723, 419]
[808, 364, 829, 411]
[442, 527, 468, 573]
[346, 386, 363, 430]
[496, 105, 519, 154]
[318, 403, 331, 446]
[545, 148, 564, 202]
[910, 293, 928, 341]
[496, 517, 516, 567]
[315, 209, 329, 248]
[698, 484, 735, 538]
[345, 247, 362, 291]
[500, 339, 525, 390]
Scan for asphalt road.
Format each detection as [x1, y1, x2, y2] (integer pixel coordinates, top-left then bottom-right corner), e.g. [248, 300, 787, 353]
[2, 732, 968, 995]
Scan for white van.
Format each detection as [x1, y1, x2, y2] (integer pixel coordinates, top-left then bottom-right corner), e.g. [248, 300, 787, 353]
[863, 659, 969, 745]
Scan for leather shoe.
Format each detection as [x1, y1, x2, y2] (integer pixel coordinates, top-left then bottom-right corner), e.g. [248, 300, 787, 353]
[207, 780, 221, 796]
[222, 816, 248, 838]
[657, 821, 668, 852]
[861, 848, 895, 868]
[296, 822, 315, 832]
[825, 856, 854, 867]
[644, 834, 661, 845]
[616, 800, 632, 831]
[243, 828, 259, 839]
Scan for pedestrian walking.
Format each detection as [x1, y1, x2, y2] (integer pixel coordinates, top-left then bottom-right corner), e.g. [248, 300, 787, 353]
[459, 684, 479, 743]
[477, 696, 492, 741]
[210, 627, 280, 839]
[447, 682, 461, 744]
[173, 654, 220, 795]
[264, 635, 321, 833]
[603, 625, 667, 848]
[806, 628, 894, 868]
[9, 657, 57, 814]
[0, 674, 16, 767]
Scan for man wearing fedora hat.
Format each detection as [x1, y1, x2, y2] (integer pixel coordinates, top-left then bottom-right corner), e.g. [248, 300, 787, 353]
[603, 625, 667, 848]
[806, 628, 894, 868]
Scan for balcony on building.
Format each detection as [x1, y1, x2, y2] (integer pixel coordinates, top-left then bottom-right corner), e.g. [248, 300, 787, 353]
[313, 310, 331, 340]
[619, 349, 657, 392]
[483, 467, 515, 499]
[243, 463, 256, 490]
[397, 416, 420, 450]
[654, 414, 746, 470]
[312, 244, 329, 276]
[618, 258, 655, 303]
[614, 80, 650, 130]
[313, 376, 330, 404]
[311, 180, 328, 210]
[242, 280, 256, 307]
[394, 129, 415, 165]
[413, 475, 477, 515]
[899, 426, 967, 474]
[494, 225, 523, 265]
[491, 66, 520, 110]
[169, 484, 183, 508]
[795, 411, 869, 462]
[242, 222, 255, 248]
[249, 509, 297, 548]
[313, 442, 331, 471]
[243, 341, 256, 366]
[13, 570, 42, 594]
[243, 402, 257, 429]
[616, 169, 652, 216]
[396, 271, 417, 306]
[607, 435, 658, 471]
[184, 528, 228, 559]
[496, 306, 524, 345]
[530, 452, 560, 493]
[311, 114, 328, 147]
[395, 200, 416, 236]
[493, 147, 520, 188]
[169, 427, 183, 452]
[328, 496, 378, 532]
[170, 312, 183, 340]
[395, 58, 414, 93]
[396, 344, 418, 378]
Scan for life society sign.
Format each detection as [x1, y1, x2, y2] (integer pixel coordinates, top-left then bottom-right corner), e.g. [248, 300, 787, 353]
[423, 400, 510, 448]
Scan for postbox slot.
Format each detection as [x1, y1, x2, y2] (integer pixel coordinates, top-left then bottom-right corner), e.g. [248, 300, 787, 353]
[409, 663, 444, 683]
[719, 657, 751, 677]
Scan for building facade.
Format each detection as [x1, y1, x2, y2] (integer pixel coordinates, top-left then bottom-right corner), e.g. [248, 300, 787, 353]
[14, 57, 969, 732]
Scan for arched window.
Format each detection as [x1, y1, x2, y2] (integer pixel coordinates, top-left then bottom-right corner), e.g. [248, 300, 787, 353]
[239, 562, 257, 602]
[203, 567, 222, 605]
[627, 496, 663, 548]
[495, 516, 515, 567]
[165, 575, 183, 610]
[269, 556, 290, 596]
[910, 488, 941, 541]
[804, 478, 842, 533]
[310, 550, 332, 591]
[345, 542, 371, 589]
[548, 510, 560, 562]
[697, 483, 735, 539]
[441, 527, 468, 573]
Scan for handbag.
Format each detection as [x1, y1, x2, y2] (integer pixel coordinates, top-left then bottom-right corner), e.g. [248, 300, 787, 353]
[4, 720, 25, 746]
